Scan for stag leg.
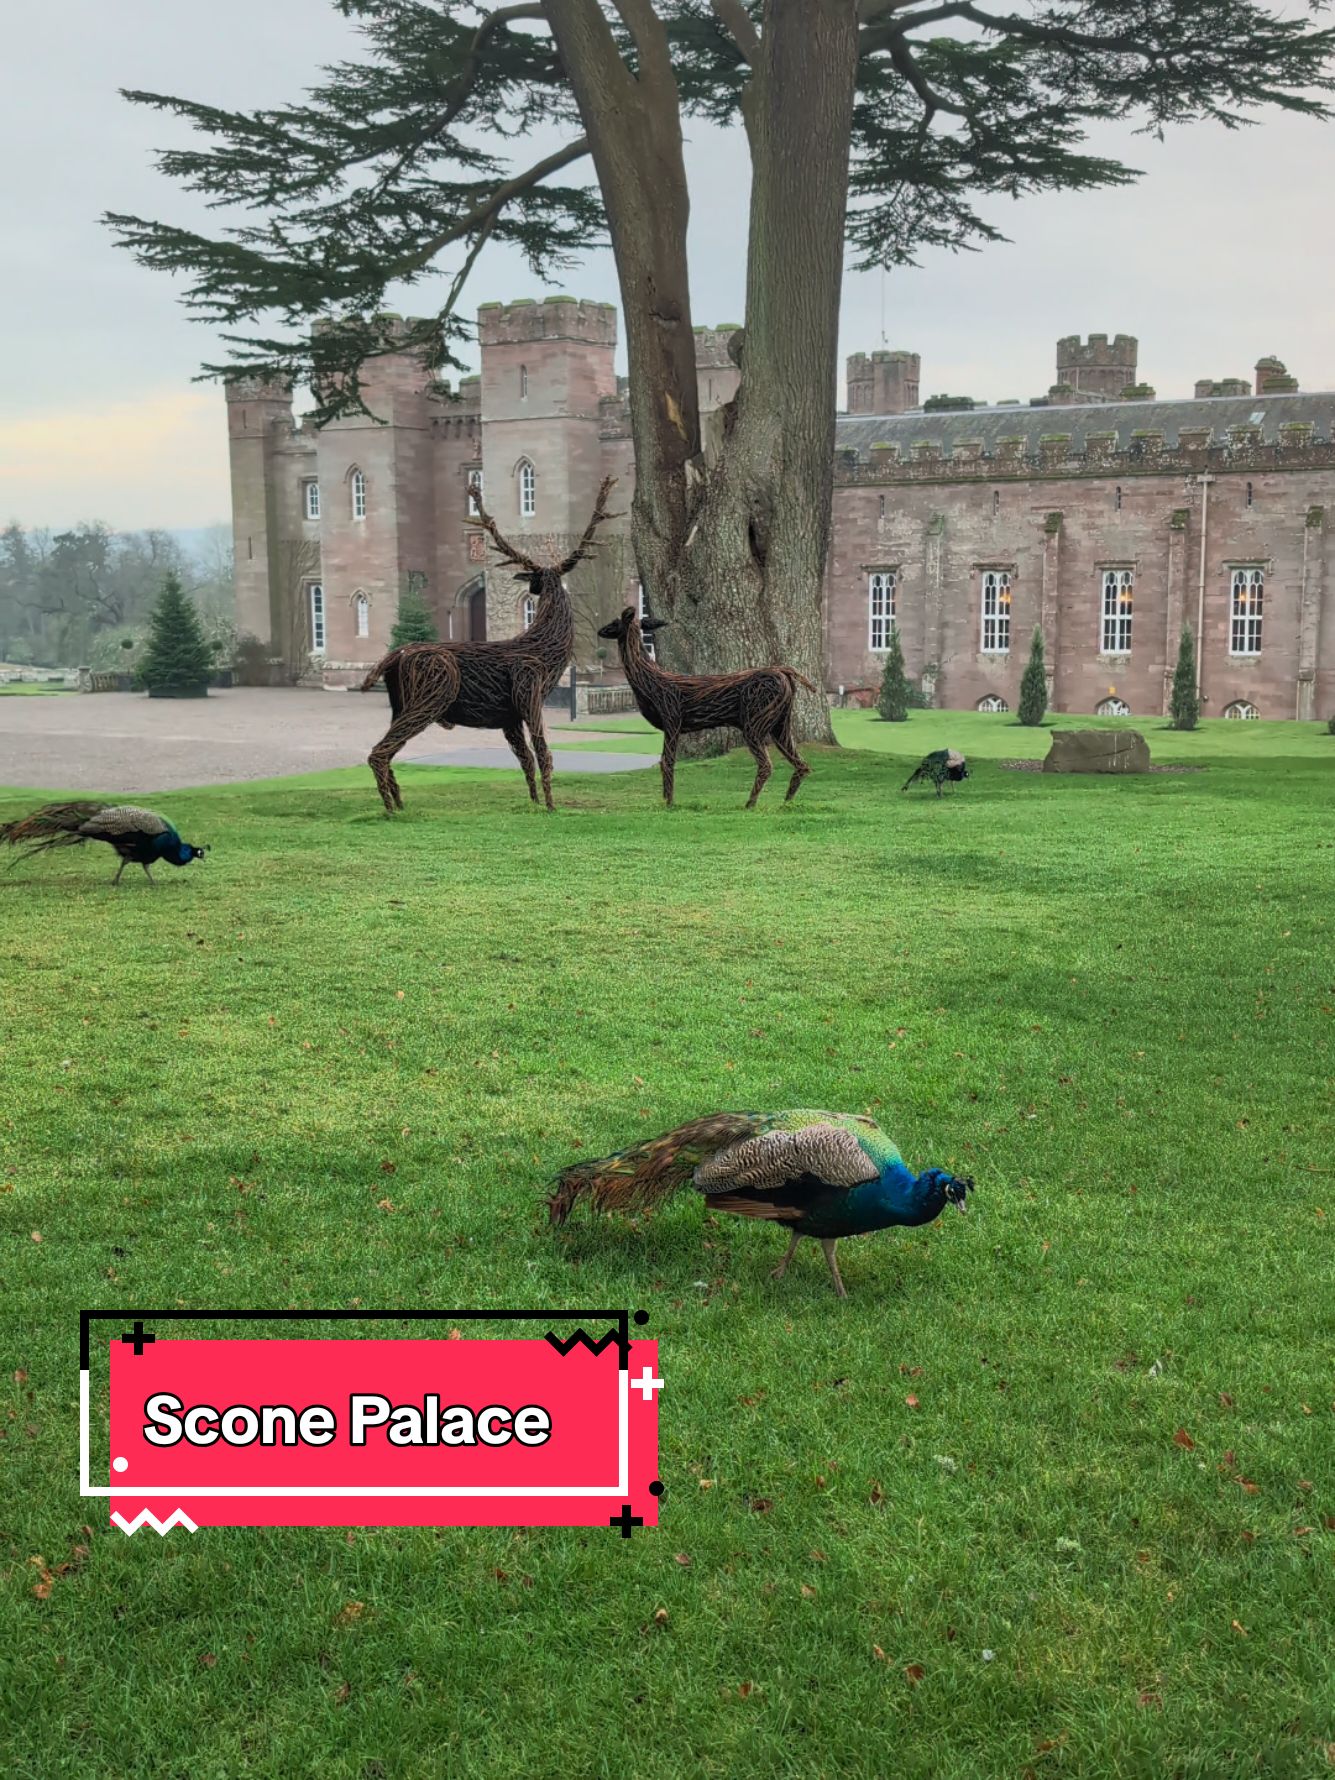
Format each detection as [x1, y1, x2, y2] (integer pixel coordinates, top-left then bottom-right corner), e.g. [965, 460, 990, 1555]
[819, 1239, 848, 1300]
[516, 683, 556, 810]
[501, 722, 540, 804]
[772, 714, 811, 803]
[769, 1230, 802, 1282]
[659, 732, 678, 807]
[743, 732, 773, 810]
[368, 707, 439, 814]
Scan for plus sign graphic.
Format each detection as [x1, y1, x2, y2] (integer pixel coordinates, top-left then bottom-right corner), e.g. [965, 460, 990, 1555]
[631, 1365, 663, 1402]
[608, 1504, 644, 1538]
[120, 1321, 155, 1356]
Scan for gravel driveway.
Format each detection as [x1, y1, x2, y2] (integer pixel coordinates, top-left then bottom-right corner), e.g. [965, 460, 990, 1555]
[0, 687, 654, 794]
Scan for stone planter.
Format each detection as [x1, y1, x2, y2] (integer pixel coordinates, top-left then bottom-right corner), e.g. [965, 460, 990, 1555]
[1043, 729, 1151, 774]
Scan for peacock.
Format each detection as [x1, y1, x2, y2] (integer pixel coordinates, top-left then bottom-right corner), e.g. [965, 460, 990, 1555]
[902, 748, 969, 797]
[0, 802, 207, 885]
[548, 1110, 972, 1297]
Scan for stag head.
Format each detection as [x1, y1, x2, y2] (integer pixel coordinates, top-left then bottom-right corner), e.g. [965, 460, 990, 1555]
[467, 476, 620, 598]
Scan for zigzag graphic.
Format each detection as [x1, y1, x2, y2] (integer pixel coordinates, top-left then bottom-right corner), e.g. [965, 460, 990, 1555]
[110, 1507, 200, 1537]
[543, 1326, 625, 1361]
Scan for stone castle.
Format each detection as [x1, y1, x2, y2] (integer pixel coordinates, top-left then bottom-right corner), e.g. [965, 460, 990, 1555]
[228, 299, 1335, 720]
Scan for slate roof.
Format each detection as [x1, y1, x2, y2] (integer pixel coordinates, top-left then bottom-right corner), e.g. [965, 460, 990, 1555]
[834, 391, 1335, 461]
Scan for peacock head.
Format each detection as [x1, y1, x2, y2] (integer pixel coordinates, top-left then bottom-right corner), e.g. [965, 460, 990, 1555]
[173, 840, 208, 867]
[919, 1168, 974, 1214]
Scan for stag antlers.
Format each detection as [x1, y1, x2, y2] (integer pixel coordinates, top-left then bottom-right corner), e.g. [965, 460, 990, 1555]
[466, 475, 620, 577]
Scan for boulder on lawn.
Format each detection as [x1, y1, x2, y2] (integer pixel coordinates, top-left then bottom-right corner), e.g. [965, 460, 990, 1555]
[1042, 729, 1151, 774]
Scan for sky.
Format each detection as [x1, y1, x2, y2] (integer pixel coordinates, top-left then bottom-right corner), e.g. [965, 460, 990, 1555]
[4, 0, 1334, 532]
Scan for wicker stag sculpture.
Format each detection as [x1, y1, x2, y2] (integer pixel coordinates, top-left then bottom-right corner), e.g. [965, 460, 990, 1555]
[596, 605, 813, 808]
[360, 477, 618, 812]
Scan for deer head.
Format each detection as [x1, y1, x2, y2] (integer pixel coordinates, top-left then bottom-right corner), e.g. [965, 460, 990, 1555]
[468, 476, 620, 601]
[598, 605, 670, 643]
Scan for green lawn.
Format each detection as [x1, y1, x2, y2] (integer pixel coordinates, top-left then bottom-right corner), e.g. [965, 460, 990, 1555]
[2, 733, 1332, 1778]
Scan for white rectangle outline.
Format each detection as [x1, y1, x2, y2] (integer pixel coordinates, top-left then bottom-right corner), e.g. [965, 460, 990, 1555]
[81, 1363, 629, 1498]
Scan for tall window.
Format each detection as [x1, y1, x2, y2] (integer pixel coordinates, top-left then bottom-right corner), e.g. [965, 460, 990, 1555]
[637, 583, 655, 660]
[466, 470, 483, 517]
[980, 570, 1011, 654]
[354, 592, 370, 640]
[518, 458, 536, 519]
[1101, 569, 1134, 654]
[522, 594, 538, 630]
[308, 583, 326, 654]
[1230, 567, 1264, 655]
[1114, 485, 1122, 511]
[868, 570, 897, 652]
[303, 480, 320, 520]
[351, 469, 367, 521]
[520, 364, 529, 400]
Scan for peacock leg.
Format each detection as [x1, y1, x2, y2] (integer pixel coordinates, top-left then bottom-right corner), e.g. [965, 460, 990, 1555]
[769, 1230, 802, 1281]
[111, 858, 127, 886]
[141, 863, 156, 886]
[819, 1239, 847, 1299]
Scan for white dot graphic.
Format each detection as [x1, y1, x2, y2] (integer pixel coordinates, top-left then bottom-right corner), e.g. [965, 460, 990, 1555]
[112, 1456, 129, 1473]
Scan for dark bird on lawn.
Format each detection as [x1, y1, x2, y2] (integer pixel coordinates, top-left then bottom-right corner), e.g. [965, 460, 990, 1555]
[0, 802, 207, 885]
[902, 748, 969, 797]
[547, 1110, 972, 1298]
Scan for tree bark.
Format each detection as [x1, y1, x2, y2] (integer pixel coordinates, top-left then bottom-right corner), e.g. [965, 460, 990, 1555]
[549, 0, 861, 746]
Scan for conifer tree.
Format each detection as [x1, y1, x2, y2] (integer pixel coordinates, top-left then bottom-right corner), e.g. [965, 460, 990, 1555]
[138, 572, 212, 698]
[1018, 627, 1048, 727]
[1170, 626, 1200, 730]
[877, 627, 910, 722]
[391, 580, 438, 647]
[106, 2, 1335, 741]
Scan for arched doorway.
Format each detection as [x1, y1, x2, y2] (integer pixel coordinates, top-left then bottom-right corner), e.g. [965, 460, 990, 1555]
[452, 576, 486, 642]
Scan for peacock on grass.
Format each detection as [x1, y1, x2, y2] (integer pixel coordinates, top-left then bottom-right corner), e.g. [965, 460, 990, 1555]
[548, 1110, 972, 1297]
[0, 802, 207, 885]
[902, 748, 969, 797]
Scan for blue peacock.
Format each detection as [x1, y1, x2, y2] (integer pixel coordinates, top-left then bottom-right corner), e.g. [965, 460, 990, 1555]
[548, 1110, 972, 1297]
[0, 802, 207, 885]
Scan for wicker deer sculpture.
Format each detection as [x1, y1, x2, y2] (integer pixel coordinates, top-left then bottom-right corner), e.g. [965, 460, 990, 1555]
[597, 605, 814, 808]
[360, 478, 618, 813]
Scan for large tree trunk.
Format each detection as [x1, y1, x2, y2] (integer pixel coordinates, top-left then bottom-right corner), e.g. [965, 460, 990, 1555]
[549, 0, 860, 745]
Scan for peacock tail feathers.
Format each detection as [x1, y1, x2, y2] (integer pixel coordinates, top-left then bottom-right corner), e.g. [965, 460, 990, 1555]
[547, 1111, 765, 1224]
[75, 805, 170, 840]
[546, 1109, 901, 1223]
[1, 801, 112, 862]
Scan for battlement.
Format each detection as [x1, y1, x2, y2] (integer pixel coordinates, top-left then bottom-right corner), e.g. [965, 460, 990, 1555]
[1195, 377, 1252, 399]
[224, 375, 292, 405]
[692, 325, 744, 369]
[477, 297, 618, 348]
[845, 349, 922, 416]
[1055, 332, 1138, 401]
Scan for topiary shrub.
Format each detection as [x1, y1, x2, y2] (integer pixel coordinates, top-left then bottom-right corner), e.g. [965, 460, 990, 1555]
[391, 579, 439, 646]
[877, 627, 910, 722]
[1170, 626, 1200, 731]
[1018, 627, 1048, 726]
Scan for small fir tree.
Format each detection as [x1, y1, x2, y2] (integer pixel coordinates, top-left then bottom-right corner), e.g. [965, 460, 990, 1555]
[391, 579, 438, 646]
[877, 627, 911, 722]
[1170, 626, 1201, 730]
[1018, 627, 1048, 726]
[138, 572, 212, 698]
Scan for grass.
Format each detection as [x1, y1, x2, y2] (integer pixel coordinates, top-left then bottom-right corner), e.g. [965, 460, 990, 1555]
[0, 683, 73, 697]
[1, 733, 1333, 1779]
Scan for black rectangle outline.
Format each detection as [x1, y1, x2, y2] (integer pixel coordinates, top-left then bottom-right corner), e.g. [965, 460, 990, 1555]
[81, 1309, 632, 1371]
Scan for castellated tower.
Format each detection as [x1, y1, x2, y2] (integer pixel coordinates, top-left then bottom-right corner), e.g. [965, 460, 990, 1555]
[1055, 333, 1138, 400]
[477, 297, 620, 640]
[226, 377, 300, 646]
[845, 350, 921, 414]
[309, 316, 447, 677]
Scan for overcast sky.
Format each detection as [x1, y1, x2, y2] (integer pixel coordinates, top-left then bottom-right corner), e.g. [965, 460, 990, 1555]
[4, 0, 1333, 531]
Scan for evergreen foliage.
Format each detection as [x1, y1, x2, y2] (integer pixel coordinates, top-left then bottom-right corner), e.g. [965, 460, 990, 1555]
[1018, 627, 1048, 727]
[877, 628, 911, 722]
[104, 5, 1335, 421]
[138, 572, 212, 698]
[390, 581, 438, 647]
[1170, 627, 1201, 730]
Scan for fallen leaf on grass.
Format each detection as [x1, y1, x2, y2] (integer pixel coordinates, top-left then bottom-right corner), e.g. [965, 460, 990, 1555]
[905, 1394, 920, 1410]
[198, 1652, 217, 1669]
[1231, 1619, 1248, 1636]
[1173, 1428, 1196, 1450]
[800, 1584, 817, 1600]
[904, 1664, 925, 1685]
[673, 1553, 692, 1567]
[737, 1681, 754, 1699]
[1136, 1692, 1163, 1711]
[334, 1602, 365, 1627]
